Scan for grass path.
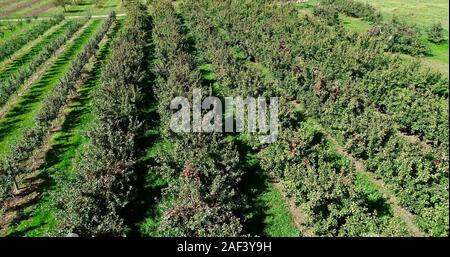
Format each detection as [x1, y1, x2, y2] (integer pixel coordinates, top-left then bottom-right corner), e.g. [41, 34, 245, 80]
[0, 19, 101, 157]
[272, 182, 313, 237]
[355, 0, 449, 30]
[3, 18, 120, 237]
[237, 145, 301, 237]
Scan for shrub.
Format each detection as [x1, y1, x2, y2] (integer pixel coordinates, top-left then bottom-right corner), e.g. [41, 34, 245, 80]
[427, 23, 446, 43]
[313, 4, 340, 25]
[368, 17, 430, 56]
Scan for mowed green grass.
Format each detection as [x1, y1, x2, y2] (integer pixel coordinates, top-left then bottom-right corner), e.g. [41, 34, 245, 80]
[352, 0, 449, 77]
[39, 19, 122, 175]
[236, 140, 300, 237]
[5, 19, 119, 237]
[353, 0, 449, 74]
[355, 0, 449, 30]
[0, 19, 101, 158]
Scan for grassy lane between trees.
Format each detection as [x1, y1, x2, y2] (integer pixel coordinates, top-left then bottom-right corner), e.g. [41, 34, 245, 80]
[0, 19, 38, 42]
[0, 20, 83, 108]
[191, 0, 448, 236]
[0, 16, 63, 62]
[0, 18, 108, 235]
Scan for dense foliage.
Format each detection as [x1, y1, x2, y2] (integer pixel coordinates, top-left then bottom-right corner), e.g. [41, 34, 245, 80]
[322, 0, 382, 22]
[50, 6, 149, 236]
[313, 4, 340, 26]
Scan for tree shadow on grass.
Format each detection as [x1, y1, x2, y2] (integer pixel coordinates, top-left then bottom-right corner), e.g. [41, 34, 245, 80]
[234, 139, 272, 237]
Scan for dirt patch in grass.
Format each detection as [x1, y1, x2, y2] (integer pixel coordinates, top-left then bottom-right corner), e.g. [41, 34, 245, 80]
[0, 0, 40, 17]
[27, 3, 55, 17]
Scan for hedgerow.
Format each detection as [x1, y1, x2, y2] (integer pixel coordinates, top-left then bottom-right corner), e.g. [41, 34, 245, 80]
[50, 6, 149, 236]
[313, 4, 340, 26]
[368, 17, 430, 56]
[321, 0, 382, 22]
[427, 23, 446, 44]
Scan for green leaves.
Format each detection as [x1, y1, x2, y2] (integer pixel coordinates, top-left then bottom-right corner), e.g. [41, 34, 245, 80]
[52, 8, 148, 236]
